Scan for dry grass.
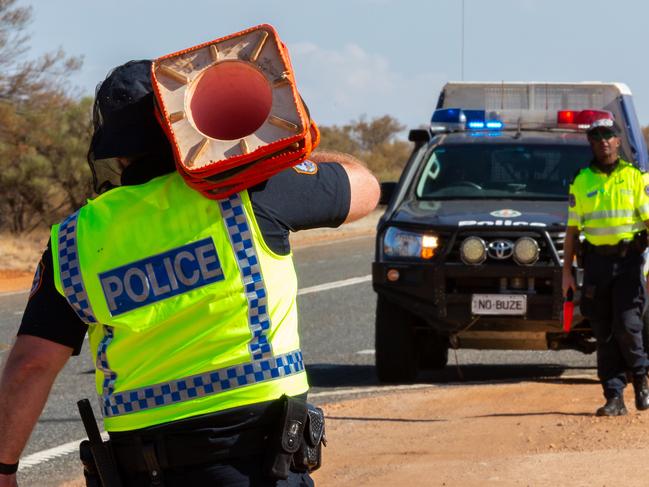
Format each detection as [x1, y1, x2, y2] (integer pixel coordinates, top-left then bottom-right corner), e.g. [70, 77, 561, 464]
[0, 230, 50, 272]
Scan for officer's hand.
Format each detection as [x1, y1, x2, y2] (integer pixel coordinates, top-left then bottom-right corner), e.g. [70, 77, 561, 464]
[562, 271, 576, 298]
[0, 474, 18, 487]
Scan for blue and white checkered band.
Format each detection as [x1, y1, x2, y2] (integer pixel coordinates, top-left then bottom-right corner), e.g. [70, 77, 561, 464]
[57, 211, 97, 323]
[102, 350, 304, 417]
[96, 326, 118, 401]
[219, 194, 273, 361]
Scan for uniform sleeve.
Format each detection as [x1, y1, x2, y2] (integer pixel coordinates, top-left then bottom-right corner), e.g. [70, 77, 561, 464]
[18, 241, 88, 355]
[636, 172, 649, 221]
[249, 161, 351, 254]
[567, 181, 582, 229]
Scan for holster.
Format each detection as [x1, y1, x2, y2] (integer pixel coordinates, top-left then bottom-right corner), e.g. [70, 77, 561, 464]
[292, 404, 327, 473]
[263, 395, 327, 479]
[264, 395, 307, 479]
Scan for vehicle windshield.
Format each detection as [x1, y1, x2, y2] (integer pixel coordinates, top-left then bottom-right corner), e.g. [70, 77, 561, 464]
[415, 143, 592, 200]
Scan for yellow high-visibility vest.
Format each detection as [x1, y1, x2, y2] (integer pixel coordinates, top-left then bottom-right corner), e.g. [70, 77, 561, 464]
[51, 172, 308, 431]
[568, 159, 649, 245]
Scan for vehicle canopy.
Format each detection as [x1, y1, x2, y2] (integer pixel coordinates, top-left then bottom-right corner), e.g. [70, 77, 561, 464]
[434, 82, 648, 170]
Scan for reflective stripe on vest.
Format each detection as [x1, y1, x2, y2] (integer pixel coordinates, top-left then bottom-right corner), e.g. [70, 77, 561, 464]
[103, 350, 304, 416]
[583, 222, 646, 236]
[97, 326, 117, 398]
[582, 209, 635, 221]
[220, 194, 273, 361]
[57, 211, 97, 324]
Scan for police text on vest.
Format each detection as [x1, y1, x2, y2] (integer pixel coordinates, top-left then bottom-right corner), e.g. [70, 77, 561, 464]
[99, 238, 224, 315]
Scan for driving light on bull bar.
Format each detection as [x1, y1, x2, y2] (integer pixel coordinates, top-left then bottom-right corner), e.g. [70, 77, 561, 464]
[383, 227, 439, 259]
[460, 237, 487, 265]
[513, 237, 539, 265]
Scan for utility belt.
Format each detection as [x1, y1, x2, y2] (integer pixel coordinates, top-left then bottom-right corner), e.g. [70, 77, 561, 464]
[78, 395, 326, 487]
[582, 230, 648, 258]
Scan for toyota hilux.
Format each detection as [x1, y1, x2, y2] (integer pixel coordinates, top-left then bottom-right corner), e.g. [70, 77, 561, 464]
[373, 82, 649, 382]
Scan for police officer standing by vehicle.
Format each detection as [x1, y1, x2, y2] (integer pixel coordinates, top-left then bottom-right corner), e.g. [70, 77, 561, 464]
[563, 117, 649, 416]
[0, 59, 379, 486]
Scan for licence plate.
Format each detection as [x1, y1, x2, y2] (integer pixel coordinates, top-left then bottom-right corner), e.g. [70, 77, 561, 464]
[471, 294, 527, 315]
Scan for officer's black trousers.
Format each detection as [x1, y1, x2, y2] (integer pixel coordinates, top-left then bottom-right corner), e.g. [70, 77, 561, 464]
[115, 456, 314, 487]
[581, 249, 649, 398]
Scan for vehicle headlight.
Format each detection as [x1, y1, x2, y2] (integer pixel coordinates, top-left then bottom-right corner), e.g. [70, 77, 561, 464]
[513, 237, 539, 265]
[460, 237, 487, 265]
[383, 227, 439, 259]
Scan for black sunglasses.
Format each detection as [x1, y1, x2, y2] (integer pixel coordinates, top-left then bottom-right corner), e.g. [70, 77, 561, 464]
[589, 131, 617, 141]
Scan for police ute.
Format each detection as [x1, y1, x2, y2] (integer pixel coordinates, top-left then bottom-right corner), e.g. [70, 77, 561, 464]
[373, 82, 649, 383]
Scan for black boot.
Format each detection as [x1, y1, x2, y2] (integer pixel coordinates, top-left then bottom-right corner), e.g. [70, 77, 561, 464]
[633, 375, 649, 411]
[596, 396, 628, 416]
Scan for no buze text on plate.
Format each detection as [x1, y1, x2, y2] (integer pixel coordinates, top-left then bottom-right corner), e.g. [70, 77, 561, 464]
[471, 294, 527, 315]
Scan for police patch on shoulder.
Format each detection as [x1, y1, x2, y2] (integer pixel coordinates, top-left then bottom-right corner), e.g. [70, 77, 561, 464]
[569, 193, 576, 208]
[292, 161, 318, 175]
[29, 260, 44, 298]
[645, 184, 649, 197]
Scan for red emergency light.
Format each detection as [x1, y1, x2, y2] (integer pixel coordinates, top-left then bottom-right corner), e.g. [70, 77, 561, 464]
[557, 110, 577, 124]
[557, 109, 614, 129]
[575, 110, 613, 125]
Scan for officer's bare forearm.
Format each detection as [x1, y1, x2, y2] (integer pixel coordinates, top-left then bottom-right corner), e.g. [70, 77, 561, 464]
[309, 150, 380, 223]
[0, 336, 72, 463]
[562, 226, 579, 274]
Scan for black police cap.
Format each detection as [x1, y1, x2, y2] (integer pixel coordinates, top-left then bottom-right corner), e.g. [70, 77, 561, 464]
[90, 60, 165, 160]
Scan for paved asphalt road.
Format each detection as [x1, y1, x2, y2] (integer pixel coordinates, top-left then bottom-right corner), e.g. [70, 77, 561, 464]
[0, 235, 596, 486]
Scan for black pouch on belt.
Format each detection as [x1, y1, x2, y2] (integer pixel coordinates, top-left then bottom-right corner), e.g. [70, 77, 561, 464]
[292, 404, 327, 473]
[263, 395, 307, 479]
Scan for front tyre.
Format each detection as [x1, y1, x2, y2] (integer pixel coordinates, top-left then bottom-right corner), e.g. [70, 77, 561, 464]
[417, 329, 449, 370]
[375, 296, 418, 383]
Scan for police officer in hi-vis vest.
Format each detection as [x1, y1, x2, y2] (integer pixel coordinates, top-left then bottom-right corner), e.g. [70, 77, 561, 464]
[0, 60, 379, 486]
[563, 117, 649, 417]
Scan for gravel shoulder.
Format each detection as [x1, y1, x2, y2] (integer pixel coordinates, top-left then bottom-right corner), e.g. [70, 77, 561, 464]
[313, 381, 649, 486]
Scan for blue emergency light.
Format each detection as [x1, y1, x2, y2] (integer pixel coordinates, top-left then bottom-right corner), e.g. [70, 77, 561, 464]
[431, 108, 466, 124]
[430, 108, 504, 132]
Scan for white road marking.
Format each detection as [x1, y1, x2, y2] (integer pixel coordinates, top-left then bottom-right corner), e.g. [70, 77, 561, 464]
[309, 383, 436, 399]
[297, 275, 371, 296]
[17, 273, 374, 470]
[356, 349, 375, 355]
[13, 311, 22, 316]
[293, 234, 372, 249]
[19, 432, 108, 471]
[0, 290, 29, 297]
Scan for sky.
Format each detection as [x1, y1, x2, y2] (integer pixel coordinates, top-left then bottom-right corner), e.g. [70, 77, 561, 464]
[23, 0, 649, 130]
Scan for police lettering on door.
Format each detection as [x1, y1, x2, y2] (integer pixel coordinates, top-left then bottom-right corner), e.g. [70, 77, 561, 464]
[99, 238, 224, 315]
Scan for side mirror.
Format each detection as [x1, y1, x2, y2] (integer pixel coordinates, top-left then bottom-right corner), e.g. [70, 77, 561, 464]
[379, 182, 397, 205]
[408, 129, 430, 144]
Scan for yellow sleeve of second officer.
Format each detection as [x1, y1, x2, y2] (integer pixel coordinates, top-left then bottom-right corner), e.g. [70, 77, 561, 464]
[636, 172, 649, 221]
[567, 182, 582, 229]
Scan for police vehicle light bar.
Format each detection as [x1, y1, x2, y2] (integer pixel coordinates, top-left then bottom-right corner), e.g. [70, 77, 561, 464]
[430, 108, 504, 133]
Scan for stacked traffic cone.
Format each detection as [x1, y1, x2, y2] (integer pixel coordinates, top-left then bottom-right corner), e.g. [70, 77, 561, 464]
[152, 24, 319, 199]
